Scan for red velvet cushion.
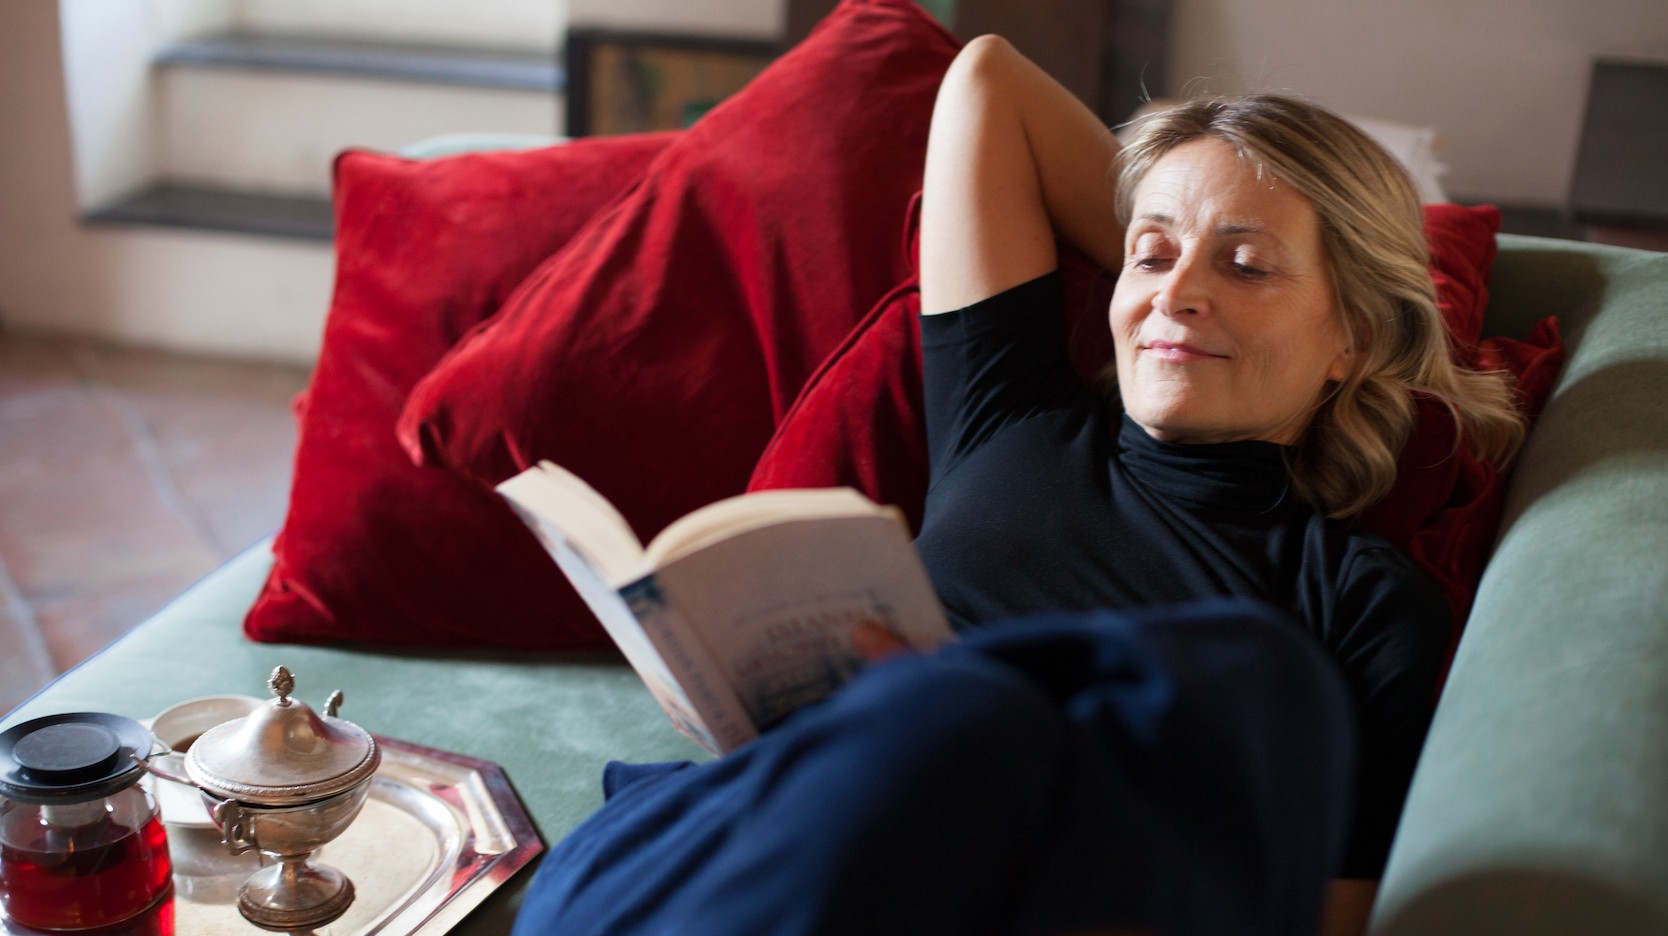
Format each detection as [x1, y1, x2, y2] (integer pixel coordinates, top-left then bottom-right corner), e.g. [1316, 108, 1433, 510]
[1366, 205, 1565, 640]
[246, 133, 675, 648]
[750, 203, 1564, 634]
[749, 230, 1116, 533]
[398, 2, 959, 565]
[750, 279, 934, 531]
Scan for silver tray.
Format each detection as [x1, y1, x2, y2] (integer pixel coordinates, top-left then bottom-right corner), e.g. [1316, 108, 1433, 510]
[3, 736, 543, 935]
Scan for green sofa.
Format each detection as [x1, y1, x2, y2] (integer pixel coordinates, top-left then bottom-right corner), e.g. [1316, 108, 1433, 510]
[4, 233, 1666, 934]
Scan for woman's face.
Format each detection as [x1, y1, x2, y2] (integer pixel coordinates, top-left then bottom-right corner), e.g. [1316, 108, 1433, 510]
[1109, 137, 1352, 446]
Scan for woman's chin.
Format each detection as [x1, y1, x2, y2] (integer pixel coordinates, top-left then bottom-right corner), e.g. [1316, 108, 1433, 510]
[1122, 398, 1209, 442]
[1127, 410, 1307, 447]
[1123, 408, 1258, 446]
[1126, 413, 1212, 444]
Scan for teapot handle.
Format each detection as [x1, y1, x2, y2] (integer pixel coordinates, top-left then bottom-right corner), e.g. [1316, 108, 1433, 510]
[131, 753, 259, 855]
[131, 750, 191, 788]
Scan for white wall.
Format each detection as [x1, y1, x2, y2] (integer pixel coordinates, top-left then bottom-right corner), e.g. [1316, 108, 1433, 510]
[57, 0, 156, 210]
[147, 0, 232, 41]
[230, 0, 566, 52]
[0, 0, 332, 364]
[1170, 0, 1668, 205]
[156, 70, 560, 197]
[567, 0, 782, 38]
[11, 0, 1665, 363]
[57, 0, 225, 209]
[229, 0, 785, 48]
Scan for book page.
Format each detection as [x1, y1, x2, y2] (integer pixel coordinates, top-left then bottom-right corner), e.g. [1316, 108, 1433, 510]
[643, 487, 884, 571]
[651, 513, 953, 732]
[497, 462, 646, 585]
[504, 500, 721, 751]
[621, 576, 751, 754]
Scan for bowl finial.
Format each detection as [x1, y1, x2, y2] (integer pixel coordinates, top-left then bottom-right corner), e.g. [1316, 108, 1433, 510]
[268, 666, 296, 706]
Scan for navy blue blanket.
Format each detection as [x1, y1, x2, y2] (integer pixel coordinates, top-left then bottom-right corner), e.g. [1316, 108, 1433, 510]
[513, 600, 1355, 936]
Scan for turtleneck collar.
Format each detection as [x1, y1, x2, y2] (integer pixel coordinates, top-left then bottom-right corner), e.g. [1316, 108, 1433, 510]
[1116, 415, 1295, 512]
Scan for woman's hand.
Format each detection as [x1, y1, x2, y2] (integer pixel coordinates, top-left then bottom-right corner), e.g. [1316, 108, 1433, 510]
[850, 618, 912, 662]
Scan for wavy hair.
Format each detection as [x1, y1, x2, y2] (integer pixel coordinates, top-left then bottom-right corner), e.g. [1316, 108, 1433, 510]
[1114, 94, 1526, 518]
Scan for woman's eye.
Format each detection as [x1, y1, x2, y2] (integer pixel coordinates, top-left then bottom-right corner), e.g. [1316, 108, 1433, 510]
[1130, 255, 1170, 271]
[1231, 261, 1269, 281]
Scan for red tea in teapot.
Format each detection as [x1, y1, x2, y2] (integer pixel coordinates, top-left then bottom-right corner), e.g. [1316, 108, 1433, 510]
[0, 807, 172, 931]
[1, 713, 176, 934]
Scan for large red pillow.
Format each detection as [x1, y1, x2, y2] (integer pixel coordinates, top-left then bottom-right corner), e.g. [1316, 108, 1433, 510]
[247, 133, 676, 648]
[749, 233, 1116, 533]
[398, 1, 960, 557]
[1362, 205, 1564, 633]
[750, 204, 1564, 634]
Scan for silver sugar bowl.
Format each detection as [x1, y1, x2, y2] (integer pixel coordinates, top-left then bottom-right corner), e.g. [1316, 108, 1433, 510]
[181, 666, 380, 929]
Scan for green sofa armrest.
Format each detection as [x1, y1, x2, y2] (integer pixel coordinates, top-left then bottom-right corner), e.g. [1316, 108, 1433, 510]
[1373, 236, 1668, 934]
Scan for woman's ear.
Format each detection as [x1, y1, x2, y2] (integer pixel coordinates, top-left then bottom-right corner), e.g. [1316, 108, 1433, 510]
[1329, 308, 1368, 384]
[1327, 343, 1354, 383]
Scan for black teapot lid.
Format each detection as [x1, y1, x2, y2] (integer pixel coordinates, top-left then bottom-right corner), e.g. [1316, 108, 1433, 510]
[0, 712, 152, 805]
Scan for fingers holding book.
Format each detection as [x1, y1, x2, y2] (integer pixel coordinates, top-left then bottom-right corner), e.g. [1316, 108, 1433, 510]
[851, 618, 912, 663]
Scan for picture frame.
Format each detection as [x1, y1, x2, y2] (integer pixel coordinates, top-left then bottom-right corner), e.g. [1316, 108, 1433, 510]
[563, 29, 782, 137]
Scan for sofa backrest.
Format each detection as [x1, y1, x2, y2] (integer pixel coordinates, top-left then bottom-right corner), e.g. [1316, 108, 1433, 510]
[1375, 235, 1668, 935]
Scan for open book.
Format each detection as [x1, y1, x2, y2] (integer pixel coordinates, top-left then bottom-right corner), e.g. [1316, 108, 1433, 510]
[497, 462, 955, 754]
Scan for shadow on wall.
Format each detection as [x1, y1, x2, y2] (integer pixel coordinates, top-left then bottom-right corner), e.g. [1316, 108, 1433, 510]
[1483, 245, 1668, 539]
[1500, 357, 1668, 536]
[1483, 248, 1605, 341]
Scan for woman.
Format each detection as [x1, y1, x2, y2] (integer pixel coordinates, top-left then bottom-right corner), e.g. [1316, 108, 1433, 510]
[913, 34, 1524, 935]
[513, 37, 1524, 936]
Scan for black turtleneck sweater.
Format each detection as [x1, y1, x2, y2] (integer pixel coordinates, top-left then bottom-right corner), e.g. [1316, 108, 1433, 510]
[915, 271, 1448, 880]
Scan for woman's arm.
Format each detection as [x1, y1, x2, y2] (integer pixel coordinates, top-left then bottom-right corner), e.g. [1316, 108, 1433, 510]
[919, 34, 1124, 316]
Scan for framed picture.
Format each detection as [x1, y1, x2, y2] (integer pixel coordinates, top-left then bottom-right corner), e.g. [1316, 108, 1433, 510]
[564, 30, 782, 137]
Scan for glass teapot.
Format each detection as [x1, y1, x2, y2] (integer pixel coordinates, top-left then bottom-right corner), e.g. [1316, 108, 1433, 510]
[0, 713, 173, 933]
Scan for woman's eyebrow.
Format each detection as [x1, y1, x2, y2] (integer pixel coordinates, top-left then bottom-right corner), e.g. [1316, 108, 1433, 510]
[1132, 215, 1288, 251]
[1218, 222, 1296, 255]
[1134, 214, 1272, 237]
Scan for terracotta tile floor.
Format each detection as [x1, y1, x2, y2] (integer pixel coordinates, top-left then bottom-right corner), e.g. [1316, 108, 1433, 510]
[0, 332, 311, 716]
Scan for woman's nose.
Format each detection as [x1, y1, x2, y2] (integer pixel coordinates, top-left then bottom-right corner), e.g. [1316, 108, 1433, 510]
[1153, 254, 1208, 318]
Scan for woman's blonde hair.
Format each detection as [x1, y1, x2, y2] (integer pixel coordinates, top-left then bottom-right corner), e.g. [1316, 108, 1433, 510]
[1114, 93, 1526, 518]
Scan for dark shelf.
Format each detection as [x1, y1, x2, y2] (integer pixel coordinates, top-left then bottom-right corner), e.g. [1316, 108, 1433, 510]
[1488, 203, 1585, 242]
[1570, 59, 1668, 230]
[156, 34, 563, 92]
[84, 184, 334, 242]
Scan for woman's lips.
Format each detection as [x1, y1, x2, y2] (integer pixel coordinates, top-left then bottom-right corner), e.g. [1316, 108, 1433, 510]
[1143, 340, 1227, 362]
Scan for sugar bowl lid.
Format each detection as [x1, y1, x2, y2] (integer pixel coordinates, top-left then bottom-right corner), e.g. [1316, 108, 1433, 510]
[186, 666, 379, 807]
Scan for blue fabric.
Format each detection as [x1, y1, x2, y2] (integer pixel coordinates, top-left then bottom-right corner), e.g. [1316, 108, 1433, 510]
[512, 600, 1356, 936]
